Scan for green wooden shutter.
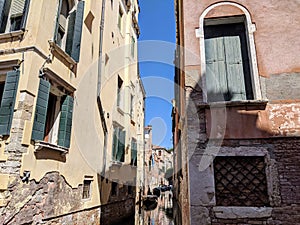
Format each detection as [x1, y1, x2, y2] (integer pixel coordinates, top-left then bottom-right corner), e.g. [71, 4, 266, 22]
[112, 127, 119, 160]
[21, 0, 30, 30]
[0, 0, 5, 28]
[70, 1, 84, 62]
[58, 95, 74, 148]
[65, 10, 76, 56]
[224, 36, 247, 101]
[131, 140, 137, 166]
[0, 70, 20, 135]
[53, 0, 62, 43]
[31, 79, 50, 141]
[205, 37, 227, 102]
[117, 130, 125, 162]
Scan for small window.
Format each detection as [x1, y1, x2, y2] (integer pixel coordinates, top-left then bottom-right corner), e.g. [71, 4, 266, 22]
[111, 182, 118, 196]
[214, 156, 269, 207]
[131, 36, 135, 58]
[0, 0, 30, 33]
[118, 6, 123, 31]
[112, 125, 125, 162]
[130, 94, 134, 118]
[117, 76, 123, 108]
[82, 179, 91, 199]
[130, 138, 137, 166]
[128, 185, 133, 195]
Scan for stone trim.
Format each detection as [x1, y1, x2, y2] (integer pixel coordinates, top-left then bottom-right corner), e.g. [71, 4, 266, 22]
[213, 206, 272, 219]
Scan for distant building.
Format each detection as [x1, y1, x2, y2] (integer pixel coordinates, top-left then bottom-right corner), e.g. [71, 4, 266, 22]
[174, 0, 300, 225]
[0, 0, 144, 224]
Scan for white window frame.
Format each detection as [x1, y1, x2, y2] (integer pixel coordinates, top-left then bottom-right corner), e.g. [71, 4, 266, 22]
[196, 2, 262, 103]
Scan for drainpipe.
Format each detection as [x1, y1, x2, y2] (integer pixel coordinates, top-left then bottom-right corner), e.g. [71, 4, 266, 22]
[97, 0, 107, 176]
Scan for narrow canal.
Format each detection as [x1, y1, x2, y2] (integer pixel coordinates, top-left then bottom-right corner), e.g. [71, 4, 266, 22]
[136, 190, 174, 225]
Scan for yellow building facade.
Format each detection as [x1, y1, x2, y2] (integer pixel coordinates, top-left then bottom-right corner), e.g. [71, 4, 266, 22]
[0, 0, 144, 224]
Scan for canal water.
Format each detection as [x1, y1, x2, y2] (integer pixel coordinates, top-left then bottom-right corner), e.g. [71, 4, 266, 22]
[136, 190, 174, 225]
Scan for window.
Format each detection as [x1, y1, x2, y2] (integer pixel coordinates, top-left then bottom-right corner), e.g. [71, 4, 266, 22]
[53, 0, 85, 62]
[111, 181, 118, 196]
[204, 20, 253, 102]
[112, 125, 125, 162]
[118, 6, 123, 31]
[130, 94, 134, 118]
[117, 76, 123, 109]
[131, 36, 135, 58]
[0, 0, 30, 33]
[127, 185, 132, 195]
[214, 156, 269, 207]
[82, 179, 91, 199]
[130, 138, 137, 166]
[0, 69, 20, 136]
[32, 78, 74, 149]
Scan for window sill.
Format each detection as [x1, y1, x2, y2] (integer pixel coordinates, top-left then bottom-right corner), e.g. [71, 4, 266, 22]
[198, 100, 268, 109]
[0, 30, 24, 40]
[48, 40, 77, 70]
[34, 141, 69, 155]
[213, 206, 272, 219]
[117, 107, 124, 115]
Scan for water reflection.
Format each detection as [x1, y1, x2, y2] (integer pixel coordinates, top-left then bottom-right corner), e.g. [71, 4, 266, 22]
[138, 191, 174, 225]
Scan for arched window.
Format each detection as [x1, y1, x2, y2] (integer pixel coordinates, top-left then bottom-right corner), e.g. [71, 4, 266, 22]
[197, 2, 262, 102]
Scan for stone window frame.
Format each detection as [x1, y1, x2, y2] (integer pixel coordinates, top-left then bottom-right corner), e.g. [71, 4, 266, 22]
[196, 2, 262, 103]
[211, 146, 280, 219]
[82, 175, 93, 201]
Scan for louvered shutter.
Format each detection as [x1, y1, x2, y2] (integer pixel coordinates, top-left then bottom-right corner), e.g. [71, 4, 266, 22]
[20, 0, 30, 30]
[131, 140, 137, 166]
[31, 79, 50, 141]
[205, 37, 227, 102]
[54, 0, 62, 43]
[57, 95, 74, 148]
[0, 0, 5, 28]
[70, 1, 84, 62]
[65, 10, 76, 56]
[112, 127, 119, 160]
[0, 70, 20, 135]
[117, 130, 125, 162]
[224, 36, 247, 101]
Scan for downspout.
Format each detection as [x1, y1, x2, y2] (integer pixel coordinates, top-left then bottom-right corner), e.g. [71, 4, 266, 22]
[97, 0, 107, 176]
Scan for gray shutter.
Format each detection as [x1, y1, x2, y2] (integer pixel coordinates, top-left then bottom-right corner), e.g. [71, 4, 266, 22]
[112, 127, 119, 160]
[54, 0, 62, 43]
[21, 0, 30, 30]
[0, 70, 20, 135]
[57, 95, 74, 148]
[70, 1, 84, 62]
[31, 79, 50, 141]
[224, 36, 246, 101]
[0, 0, 5, 28]
[10, 0, 25, 16]
[117, 130, 125, 162]
[205, 37, 227, 102]
[65, 10, 76, 56]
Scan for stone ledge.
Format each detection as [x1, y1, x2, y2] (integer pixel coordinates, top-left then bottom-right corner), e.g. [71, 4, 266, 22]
[198, 100, 269, 109]
[213, 206, 272, 219]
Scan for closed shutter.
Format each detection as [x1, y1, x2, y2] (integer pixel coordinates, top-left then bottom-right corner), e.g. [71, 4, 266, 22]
[20, 0, 30, 30]
[205, 37, 227, 102]
[57, 95, 74, 148]
[0, 70, 20, 135]
[70, 1, 85, 62]
[31, 79, 50, 141]
[117, 130, 125, 162]
[112, 127, 119, 160]
[0, 0, 5, 28]
[224, 36, 247, 101]
[53, 0, 62, 43]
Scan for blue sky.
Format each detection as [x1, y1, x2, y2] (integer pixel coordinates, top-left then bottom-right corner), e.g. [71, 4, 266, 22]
[138, 0, 175, 149]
